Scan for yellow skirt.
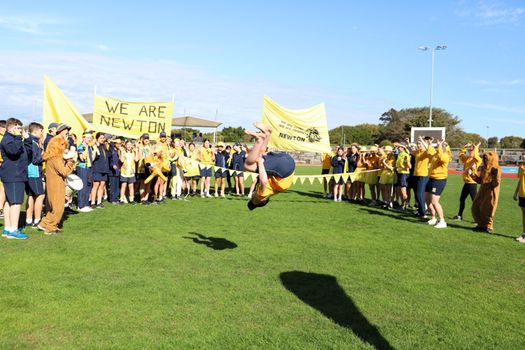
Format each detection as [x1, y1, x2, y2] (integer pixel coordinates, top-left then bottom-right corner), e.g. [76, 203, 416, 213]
[365, 170, 379, 185]
[379, 170, 397, 185]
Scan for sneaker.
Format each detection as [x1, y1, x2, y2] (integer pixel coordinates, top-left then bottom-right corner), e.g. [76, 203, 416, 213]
[516, 236, 525, 243]
[141, 201, 150, 206]
[427, 218, 438, 225]
[95, 203, 104, 209]
[221, 192, 226, 198]
[2, 230, 9, 237]
[78, 206, 94, 213]
[453, 215, 462, 221]
[32, 221, 41, 228]
[434, 221, 447, 229]
[129, 201, 137, 205]
[206, 194, 212, 198]
[214, 192, 219, 198]
[6, 230, 28, 239]
[247, 193, 252, 199]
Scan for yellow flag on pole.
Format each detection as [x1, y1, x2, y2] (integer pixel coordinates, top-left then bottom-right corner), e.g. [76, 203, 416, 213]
[262, 95, 330, 153]
[42, 76, 90, 139]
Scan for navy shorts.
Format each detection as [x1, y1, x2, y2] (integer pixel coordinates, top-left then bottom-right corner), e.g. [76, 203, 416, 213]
[215, 169, 226, 178]
[26, 177, 45, 196]
[397, 173, 409, 188]
[425, 178, 447, 196]
[199, 167, 212, 177]
[519, 197, 525, 208]
[407, 175, 416, 190]
[263, 152, 295, 178]
[93, 173, 108, 182]
[321, 168, 330, 175]
[4, 182, 25, 205]
[120, 176, 136, 184]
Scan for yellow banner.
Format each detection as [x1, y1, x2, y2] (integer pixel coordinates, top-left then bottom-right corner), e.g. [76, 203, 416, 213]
[262, 95, 331, 153]
[42, 76, 90, 139]
[93, 95, 173, 140]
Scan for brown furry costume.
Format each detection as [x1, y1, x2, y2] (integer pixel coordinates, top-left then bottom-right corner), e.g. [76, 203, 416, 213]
[40, 136, 75, 232]
[471, 151, 501, 231]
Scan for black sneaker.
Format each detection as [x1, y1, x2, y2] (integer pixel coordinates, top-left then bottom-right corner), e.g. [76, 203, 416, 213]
[95, 203, 104, 209]
[141, 201, 150, 206]
[129, 201, 137, 205]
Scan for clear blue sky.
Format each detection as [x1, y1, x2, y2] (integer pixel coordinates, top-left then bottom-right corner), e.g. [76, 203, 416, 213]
[0, 0, 524, 138]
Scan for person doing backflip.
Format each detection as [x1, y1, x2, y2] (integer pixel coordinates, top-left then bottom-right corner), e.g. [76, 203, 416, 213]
[244, 123, 295, 210]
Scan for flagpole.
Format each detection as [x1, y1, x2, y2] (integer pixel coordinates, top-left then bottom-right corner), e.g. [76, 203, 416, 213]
[214, 108, 218, 144]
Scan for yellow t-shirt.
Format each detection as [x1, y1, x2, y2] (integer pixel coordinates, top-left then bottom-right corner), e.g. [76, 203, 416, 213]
[321, 153, 333, 169]
[255, 174, 294, 202]
[396, 151, 411, 174]
[459, 146, 482, 184]
[121, 151, 136, 177]
[413, 149, 431, 177]
[429, 146, 451, 180]
[185, 149, 200, 177]
[519, 165, 525, 198]
[199, 147, 214, 165]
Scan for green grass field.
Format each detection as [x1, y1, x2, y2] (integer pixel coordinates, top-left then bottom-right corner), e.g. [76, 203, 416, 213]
[0, 166, 523, 349]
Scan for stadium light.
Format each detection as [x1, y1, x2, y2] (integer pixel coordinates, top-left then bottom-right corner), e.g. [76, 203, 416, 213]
[418, 45, 447, 127]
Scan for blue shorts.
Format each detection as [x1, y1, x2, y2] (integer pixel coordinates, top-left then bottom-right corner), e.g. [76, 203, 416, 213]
[120, 176, 136, 184]
[425, 178, 447, 196]
[397, 173, 409, 188]
[215, 169, 226, 178]
[199, 166, 212, 177]
[234, 171, 244, 177]
[263, 152, 295, 178]
[4, 182, 25, 205]
[93, 173, 108, 182]
[26, 177, 45, 196]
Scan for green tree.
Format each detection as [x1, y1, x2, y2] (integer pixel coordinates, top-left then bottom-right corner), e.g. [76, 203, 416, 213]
[500, 136, 524, 149]
[378, 107, 466, 147]
[487, 137, 499, 148]
[221, 126, 246, 142]
[329, 124, 381, 146]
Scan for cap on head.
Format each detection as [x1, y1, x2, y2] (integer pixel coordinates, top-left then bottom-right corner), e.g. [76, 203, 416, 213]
[141, 133, 150, 139]
[370, 146, 378, 152]
[384, 145, 393, 152]
[48, 122, 59, 130]
[56, 123, 71, 133]
[217, 141, 225, 147]
[83, 129, 94, 135]
[159, 131, 167, 138]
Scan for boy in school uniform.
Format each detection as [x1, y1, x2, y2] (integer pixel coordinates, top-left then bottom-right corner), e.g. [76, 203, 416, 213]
[0, 118, 29, 239]
[0, 120, 6, 219]
[244, 123, 295, 210]
[76, 130, 94, 212]
[24, 122, 45, 227]
[43, 122, 58, 151]
[514, 163, 525, 243]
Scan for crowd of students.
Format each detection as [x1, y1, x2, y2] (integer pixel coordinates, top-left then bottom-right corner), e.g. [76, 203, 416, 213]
[321, 137, 525, 242]
[0, 118, 523, 243]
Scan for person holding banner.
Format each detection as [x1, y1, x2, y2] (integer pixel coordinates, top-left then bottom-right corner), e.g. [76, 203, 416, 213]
[321, 151, 334, 198]
[244, 123, 295, 210]
[198, 139, 215, 198]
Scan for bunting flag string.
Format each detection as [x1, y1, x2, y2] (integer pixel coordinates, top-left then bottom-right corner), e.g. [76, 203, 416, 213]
[175, 154, 381, 187]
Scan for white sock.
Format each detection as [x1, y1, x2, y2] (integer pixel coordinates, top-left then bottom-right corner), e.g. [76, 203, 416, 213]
[26, 220, 33, 225]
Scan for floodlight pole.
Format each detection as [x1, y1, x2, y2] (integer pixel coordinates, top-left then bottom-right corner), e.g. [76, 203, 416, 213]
[419, 45, 447, 127]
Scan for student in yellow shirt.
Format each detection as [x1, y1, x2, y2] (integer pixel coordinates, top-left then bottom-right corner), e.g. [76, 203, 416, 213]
[184, 142, 201, 195]
[378, 146, 395, 208]
[119, 140, 140, 203]
[394, 143, 411, 211]
[425, 140, 452, 228]
[198, 139, 215, 198]
[513, 163, 525, 243]
[364, 146, 380, 205]
[412, 136, 433, 218]
[244, 123, 295, 210]
[321, 150, 334, 198]
[454, 142, 482, 221]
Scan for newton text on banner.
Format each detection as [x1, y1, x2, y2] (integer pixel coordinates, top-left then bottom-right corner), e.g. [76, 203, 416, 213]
[93, 96, 173, 140]
[262, 95, 331, 153]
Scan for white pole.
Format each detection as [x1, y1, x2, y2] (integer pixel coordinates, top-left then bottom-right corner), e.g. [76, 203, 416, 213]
[214, 108, 218, 144]
[429, 48, 435, 127]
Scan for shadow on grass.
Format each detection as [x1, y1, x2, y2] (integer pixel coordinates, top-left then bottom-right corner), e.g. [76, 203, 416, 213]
[183, 232, 238, 250]
[287, 189, 324, 199]
[280, 271, 394, 350]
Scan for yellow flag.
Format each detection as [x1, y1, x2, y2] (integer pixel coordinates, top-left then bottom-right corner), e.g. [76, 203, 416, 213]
[93, 95, 173, 140]
[262, 95, 330, 153]
[42, 76, 90, 139]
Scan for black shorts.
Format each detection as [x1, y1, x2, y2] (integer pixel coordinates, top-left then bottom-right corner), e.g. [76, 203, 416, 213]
[519, 197, 525, 208]
[120, 176, 136, 184]
[397, 173, 409, 188]
[4, 182, 25, 205]
[26, 177, 45, 196]
[93, 172, 108, 182]
[263, 152, 295, 178]
[407, 175, 416, 190]
[321, 168, 330, 175]
[215, 170, 226, 178]
[425, 178, 447, 196]
[199, 167, 212, 177]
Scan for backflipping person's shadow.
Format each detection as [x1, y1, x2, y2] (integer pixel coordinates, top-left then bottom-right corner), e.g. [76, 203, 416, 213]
[280, 271, 394, 350]
[183, 232, 238, 250]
